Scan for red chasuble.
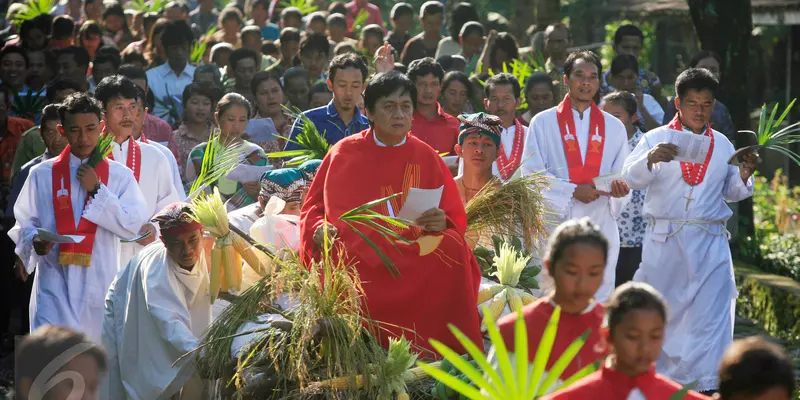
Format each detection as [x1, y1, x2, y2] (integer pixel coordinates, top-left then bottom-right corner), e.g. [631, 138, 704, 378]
[51, 146, 110, 267]
[299, 129, 483, 357]
[497, 299, 607, 379]
[541, 363, 712, 400]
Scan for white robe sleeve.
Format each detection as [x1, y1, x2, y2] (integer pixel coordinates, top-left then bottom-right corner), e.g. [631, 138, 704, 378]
[82, 168, 148, 238]
[9, 168, 43, 274]
[608, 121, 632, 218]
[623, 133, 660, 190]
[521, 114, 577, 218]
[144, 266, 201, 356]
[153, 154, 182, 215]
[723, 165, 754, 202]
[101, 277, 126, 400]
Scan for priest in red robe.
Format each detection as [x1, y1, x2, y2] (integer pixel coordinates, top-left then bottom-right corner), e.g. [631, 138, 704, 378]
[299, 71, 483, 357]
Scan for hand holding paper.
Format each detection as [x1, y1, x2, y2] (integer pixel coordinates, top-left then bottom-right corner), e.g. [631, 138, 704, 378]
[397, 186, 444, 222]
[36, 228, 85, 244]
[666, 129, 712, 164]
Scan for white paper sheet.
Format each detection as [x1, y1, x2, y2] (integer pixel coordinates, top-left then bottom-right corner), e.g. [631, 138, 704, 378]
[36, 228, 85, 244]
[225, 164, 273, 183]
[666, 129, 712, 164]
[593, 172, 622, 193]
[397, 186, 444, 222]
[243, 118, 280, 143]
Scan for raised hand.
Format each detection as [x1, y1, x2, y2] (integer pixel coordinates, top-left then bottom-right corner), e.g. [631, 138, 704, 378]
[374, 42, 395, 74]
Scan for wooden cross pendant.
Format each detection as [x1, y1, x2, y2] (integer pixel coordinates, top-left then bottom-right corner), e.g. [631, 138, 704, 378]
[683, 188, 695, 211]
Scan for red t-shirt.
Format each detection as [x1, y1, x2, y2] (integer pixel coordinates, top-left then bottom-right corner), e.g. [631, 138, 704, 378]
[410, 103, 460, 155]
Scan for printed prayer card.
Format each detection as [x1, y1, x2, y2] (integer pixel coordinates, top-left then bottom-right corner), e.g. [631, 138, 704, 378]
[666, 129, 712, 164]
[397, 185, 444, 222]
[36, 228, 85, 244]
[593, 172, 623, 193]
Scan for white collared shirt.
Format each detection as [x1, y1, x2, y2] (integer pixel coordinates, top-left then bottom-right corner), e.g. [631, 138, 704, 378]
[146, 62, 197, 126]
[499, 124, 515, 159]
[374, 133, 407, 147]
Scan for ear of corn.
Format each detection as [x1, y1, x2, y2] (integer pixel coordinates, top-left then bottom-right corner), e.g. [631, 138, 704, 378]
[232, 233, 263, 276]
[209, 247, 222, 303]
[507, 293, 523, 314]
[488, 290, 507, 322]
[477, 284, 503, 305]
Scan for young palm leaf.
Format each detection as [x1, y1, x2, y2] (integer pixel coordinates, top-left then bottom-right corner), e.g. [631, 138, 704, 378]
[418, 304, 596, 399]
[11, 0, 55, 26]
[87, 134, 115, 168]
[126, 0, 165, 13]
[191, 26, 218, 64]
[733, 99, 800, 166]
[339, 193, 415, 277]
[188, 130, 247, 199]
[279, 0, 317, 15]
[352, 9, 371, 37]
[11, 88, 46, 121]
[667, 381, 699, 400]
[267, 108, 331, 165]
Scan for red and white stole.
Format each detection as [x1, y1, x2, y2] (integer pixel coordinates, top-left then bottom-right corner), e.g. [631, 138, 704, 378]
[556, 94, 606, 185]
[138, 133, 149, 144]
[51, 146, 110, 267]
[108, 138, 142, 182]
[667, 113, 714, 186]
[496, 120, 525, 180]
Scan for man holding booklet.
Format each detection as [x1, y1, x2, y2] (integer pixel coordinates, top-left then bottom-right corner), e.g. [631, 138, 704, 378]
[520, 50, 631, 303]
[622, 68, 758, 393]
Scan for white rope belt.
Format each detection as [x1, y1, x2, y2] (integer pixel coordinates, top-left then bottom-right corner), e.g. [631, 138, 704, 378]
[647, 217, 730, 239]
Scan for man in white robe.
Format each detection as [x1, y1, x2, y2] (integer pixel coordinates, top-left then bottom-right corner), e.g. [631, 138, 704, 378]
[9, 93, 148, 343]
[103, 202, 211, 399]
[520, 51, 631, 303]
[95, 75, 181, 268]
[622, 68, 757, 393]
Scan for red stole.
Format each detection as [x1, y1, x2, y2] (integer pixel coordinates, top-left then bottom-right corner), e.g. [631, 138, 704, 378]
[667, 114, 714, 186]
[498, 299, 607, 378]
[496, 120, 525, 180]
[555, 95, 606, 185]
[51, 146, 110, 267]
[108, 138, 142, 182]
[139, 133, 149, 143]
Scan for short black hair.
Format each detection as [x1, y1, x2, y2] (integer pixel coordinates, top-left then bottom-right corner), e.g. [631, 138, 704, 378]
[57, 46, 91, 70]
[79, 20, 102, 39]
[564, 50, 602, 78]
[250, 0, 269, 12]
[241, 25, 262, 41]
[525, 72, 555, 98]
[604, 282, 667, 335]
[327, 13, 347, 29]
[161, 20, 194, 49]
[361, 24, 384, 41]
[103, 3, 126, 21]
[52, 15, 75, 39]
[58, 92, 104, 125]
[164, 0, 189, 14]
[391, 2, 414, 21]
[0, 46, 28, 68]
[300, 32, 331, 57]
[117, 64, 147, 82]
[334, 41, 356, 55]
[407, 57, 444, 83]
[393, 62, 407, 74]
[280, 7, 302, 22]
[94, 75, 141, 108]
[20, 13, 52, 39]
[484, 72, 520, 99]
[46, 79, 83, 103]
[613, 24, 644, 47]
[420, 1, 444, 19]
[182, 82, 218, 107]
[16, 326, 107, 395]
[601, 90, 637, 117]
[447, 2, 478, 41]
[261, 41, 279, 56]
[689, 49, 722, 69]
[327, 52, 368, 83]
[280, 27, 301, 44]
[442, 71, 472, 99]
[40, 103, 61, 126]
[121, 50, 147, 67]
[610, 54, 638, 76]
[718, 337, 795, 399]
[308, 11, 327, 25]
[228, 48, 260, 70]
[492, 32, 519, 61]
[283, 67, 310, 83]
[675, 68, 718, 99]
[364, 71, 417, 113]
[544, 217, 608, 270]
[328, 1, 347, 16]
[308, 80, 331, 104]
[219, 6, 244, 26]
[216, 92, 251, 118]
[459, 21, 484, 39]
[250, 70, 283, 97]
[93, 50, 121, 71]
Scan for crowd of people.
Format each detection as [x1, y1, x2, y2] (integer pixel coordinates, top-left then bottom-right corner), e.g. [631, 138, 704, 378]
[0, 0, 791, 399]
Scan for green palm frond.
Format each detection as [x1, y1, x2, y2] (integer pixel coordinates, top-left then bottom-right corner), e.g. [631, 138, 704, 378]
[11, 0, 55, 26]
[153, 91, 181, 122]
[88, 134, 115, 168]
[419, 304, 597, 399]
[352, 9, 371, 37]
[11, 88, 46, 121]
[267, 107, 331, 165]
[126, 0, 165, 13]
[339, 193, 414, 278]
[667, 382, 698, 400]
[279, 0, 318, 15]
[481, 53, 546, 111]
[191, 26, 218, 64]
[188, 130, 247, 199]
[739, 99, 800, 166]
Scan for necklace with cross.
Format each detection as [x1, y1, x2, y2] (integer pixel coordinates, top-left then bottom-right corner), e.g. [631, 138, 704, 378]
[683, 187, 695, 211]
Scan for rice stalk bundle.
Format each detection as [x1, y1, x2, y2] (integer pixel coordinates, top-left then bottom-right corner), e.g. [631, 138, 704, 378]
[465, 172, 551, 250]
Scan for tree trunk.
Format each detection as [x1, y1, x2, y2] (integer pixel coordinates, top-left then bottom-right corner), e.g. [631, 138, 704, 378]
[687, 0, 754, 237]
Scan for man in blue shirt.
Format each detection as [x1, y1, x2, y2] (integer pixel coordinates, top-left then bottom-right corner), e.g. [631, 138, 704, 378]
[285, 53, 370, 150]
[146, 20, 196, 126]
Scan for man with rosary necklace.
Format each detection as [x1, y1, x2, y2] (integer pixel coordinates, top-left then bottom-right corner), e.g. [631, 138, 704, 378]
[622, 68, 757, 395]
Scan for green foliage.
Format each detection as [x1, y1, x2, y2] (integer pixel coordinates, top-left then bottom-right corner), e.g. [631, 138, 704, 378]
[267, 108, 331, 165]
[735, 266, 800, 344]
[738, 99, 800, 166]
[279, 0, 317, 15]
[126, 0, 165, 13]
[351, 9, 370, 38]
[483, 55, 547, 111]
[601, 19, 656, 71]
[191, 26, 218, 65]
[11, 0, 55, 26]
[87, 134, 114, 168]
[188, 130, 246, 199]
[11, 89, 46, 121]
[474, 235, 540, 292]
